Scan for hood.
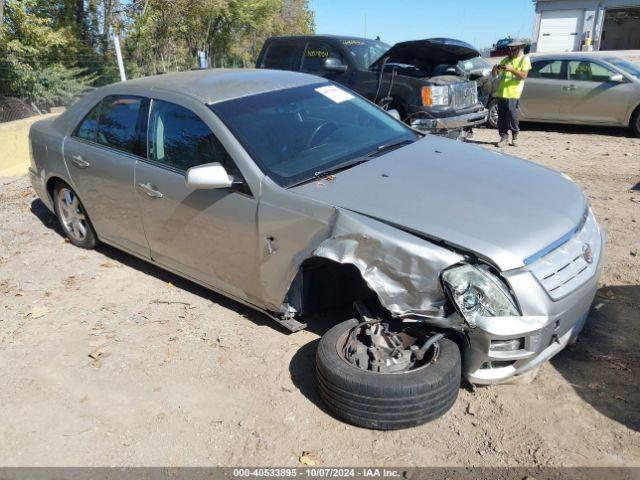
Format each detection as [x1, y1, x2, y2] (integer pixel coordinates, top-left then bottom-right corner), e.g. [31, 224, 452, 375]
[371, 38, 480, 71]
[291, 136, 586, 271]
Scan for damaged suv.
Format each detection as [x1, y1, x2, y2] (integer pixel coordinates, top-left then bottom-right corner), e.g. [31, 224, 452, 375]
[257, 35, 488, 138]
[29, 69, 603, 430]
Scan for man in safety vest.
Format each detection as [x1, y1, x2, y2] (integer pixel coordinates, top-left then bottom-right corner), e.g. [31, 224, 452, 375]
[492, 41, 531, 147]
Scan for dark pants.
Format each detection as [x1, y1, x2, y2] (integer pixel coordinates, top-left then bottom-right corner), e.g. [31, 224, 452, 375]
[497, 98, 520, 139]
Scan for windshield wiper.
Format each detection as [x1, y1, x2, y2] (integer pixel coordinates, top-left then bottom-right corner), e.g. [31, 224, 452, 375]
[286, 139, 415, 189]
[287, 157, 371, 188]
[366, 138, 415, 158]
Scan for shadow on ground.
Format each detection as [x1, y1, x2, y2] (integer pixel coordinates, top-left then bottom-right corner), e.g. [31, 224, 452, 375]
[552, 285, 640, 432]
[30, 198, 349, 338]
[519, 122, 632, 138]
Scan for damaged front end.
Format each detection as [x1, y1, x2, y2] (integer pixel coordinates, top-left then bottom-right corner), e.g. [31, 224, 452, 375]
[370, 38, 488, 136]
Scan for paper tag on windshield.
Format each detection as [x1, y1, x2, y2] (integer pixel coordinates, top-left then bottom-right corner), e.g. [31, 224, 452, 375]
[315, 85, 354, 103]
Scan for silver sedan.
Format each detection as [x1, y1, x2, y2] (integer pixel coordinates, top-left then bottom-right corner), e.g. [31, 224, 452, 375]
[29, 69, 603, 429]
[486, 53, 640, 135]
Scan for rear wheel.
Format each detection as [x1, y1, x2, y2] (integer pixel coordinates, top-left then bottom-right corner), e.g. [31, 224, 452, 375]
[315, 318, 461, 430]
[53, 182, 97, 249]
[486, 98, 499, 129]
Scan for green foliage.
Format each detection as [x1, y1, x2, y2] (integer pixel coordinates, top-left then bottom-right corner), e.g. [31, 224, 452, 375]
[0, 0, 96, 109]
[0, 0, 316, 108]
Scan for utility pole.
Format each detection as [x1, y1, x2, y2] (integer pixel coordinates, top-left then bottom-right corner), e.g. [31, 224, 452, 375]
[0, 0, 5, 29]
[113, 34, 127, 82]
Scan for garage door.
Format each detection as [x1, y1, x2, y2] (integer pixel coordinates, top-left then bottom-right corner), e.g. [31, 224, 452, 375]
[537, 9, 584, 52]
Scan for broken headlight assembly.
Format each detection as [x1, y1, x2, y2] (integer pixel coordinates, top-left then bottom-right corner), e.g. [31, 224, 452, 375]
[421, 85, 450, 106]
[442, 264, 519, 327]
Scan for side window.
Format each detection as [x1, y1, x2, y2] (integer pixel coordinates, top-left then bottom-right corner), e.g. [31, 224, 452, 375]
[96, 95, 143, 154]
[262, 41, 302, 70]
[301, 41, 343, 73]
[568, 61, 614, 82]
[74, 101, 101, 142]
[529, 60, 564, 79]
[148, 100, 240, 177]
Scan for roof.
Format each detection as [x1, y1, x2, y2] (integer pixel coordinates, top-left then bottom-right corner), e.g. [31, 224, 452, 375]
[531, 51, 635, 61]
[267, 34, 381, 42]
[111, 68, 323, 105]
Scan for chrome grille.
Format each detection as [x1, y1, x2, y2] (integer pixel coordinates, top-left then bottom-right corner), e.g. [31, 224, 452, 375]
[451, 81, 478, 110]
[527, 212, 602, 300]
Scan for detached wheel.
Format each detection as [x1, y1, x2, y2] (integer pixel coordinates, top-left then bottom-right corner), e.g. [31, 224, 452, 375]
[486, 98, 499, 129]
[53, 182, 97, 249]
[315, 319, 461, 430]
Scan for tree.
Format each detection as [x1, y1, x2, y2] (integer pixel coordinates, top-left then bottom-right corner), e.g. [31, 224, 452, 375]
[0, 0, 95, 109]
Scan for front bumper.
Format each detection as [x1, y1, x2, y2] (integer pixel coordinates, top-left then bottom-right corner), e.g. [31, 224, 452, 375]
[410, 108, 488, 132]
[462, 230, 604, 385]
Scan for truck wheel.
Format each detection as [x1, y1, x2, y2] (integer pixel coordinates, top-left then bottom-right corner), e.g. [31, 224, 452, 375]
[486, 98, 499, 129]
[315, 318, 461, 430]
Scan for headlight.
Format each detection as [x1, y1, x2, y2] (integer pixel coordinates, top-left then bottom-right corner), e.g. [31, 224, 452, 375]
[422, 86, 450, 106]
[442, 264, 518, 327]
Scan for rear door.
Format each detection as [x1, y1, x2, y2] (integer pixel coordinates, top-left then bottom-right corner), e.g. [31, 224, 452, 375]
[520, 59, 566, 120]
[134, 98, 262, 303]
[258, 39, 304, 71]
[63, 95, 149, 256]
[561, 60, 634, 125]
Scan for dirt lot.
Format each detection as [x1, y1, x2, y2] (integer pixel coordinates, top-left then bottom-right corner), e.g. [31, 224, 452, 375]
[0, 124, 638, 467]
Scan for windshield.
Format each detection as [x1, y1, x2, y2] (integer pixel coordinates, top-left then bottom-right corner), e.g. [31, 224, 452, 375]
[341, 39, 390, 69]
[605, 57, 640, 80]
[458, 56, 491, 72]
[210, 83, 418, 188]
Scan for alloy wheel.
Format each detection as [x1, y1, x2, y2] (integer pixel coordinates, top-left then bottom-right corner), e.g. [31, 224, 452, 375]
[56, 187, 88, 242]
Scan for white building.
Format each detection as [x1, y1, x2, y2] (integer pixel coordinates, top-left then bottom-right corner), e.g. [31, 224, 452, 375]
[532, 0, 640, 52]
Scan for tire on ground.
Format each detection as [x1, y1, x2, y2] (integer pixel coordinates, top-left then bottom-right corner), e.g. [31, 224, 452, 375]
[52, 181, 98, 249]
[486, 98, 499, 129]
[315, 318, 461, 430]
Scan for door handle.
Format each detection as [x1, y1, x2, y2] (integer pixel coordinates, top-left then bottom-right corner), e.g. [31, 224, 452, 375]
[70, 154, 90, 168]
[138, 182, 164, 199]
[563, 85, 576, 91]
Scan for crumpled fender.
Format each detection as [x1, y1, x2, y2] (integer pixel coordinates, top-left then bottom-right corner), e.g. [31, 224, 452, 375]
[311, 209, 464, 316]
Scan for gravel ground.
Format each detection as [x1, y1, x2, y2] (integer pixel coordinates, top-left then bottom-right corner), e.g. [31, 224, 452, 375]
[0, 124, 638, 467]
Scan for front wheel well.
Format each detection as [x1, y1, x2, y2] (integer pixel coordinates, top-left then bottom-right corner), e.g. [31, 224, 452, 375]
[288, 257, 382, 317]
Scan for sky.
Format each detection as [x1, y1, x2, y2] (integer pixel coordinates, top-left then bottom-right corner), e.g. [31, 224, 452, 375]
[311, 0, 536, 49]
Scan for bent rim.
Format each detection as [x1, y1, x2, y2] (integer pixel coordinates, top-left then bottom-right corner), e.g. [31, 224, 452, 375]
[56, 187, 88, 242]
[335, 325, 440, 375]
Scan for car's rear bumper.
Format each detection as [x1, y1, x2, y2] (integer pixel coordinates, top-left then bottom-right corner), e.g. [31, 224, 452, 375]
[29, 167, 54, 212]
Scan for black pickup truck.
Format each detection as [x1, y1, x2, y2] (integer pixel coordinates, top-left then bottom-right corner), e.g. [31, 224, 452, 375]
[256, 35, 488, 138]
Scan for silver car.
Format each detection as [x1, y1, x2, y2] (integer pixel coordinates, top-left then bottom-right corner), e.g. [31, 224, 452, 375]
[29, 69, 604, 430]
[486, 53, 640, 135]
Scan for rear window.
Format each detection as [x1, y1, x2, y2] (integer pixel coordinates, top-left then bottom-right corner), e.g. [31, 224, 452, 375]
[73, 95, 144, 155]
[529, 60, 564, 79]
[262, 41, 303, 70]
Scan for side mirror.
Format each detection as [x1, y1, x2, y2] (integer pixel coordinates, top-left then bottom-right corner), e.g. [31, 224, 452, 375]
[609, 73, 625, 83]
[185, 162, 233, 190]
[323, 57, 348, 73]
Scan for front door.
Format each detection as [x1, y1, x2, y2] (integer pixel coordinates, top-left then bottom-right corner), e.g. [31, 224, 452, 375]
[63, 95, 149, 256]
[301, 40, 350, 85]
[561, 60, 635, 125]
[134, 99, 261, 303]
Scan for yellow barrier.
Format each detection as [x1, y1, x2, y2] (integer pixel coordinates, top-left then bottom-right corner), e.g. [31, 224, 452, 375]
[0, 113, 59, 177]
